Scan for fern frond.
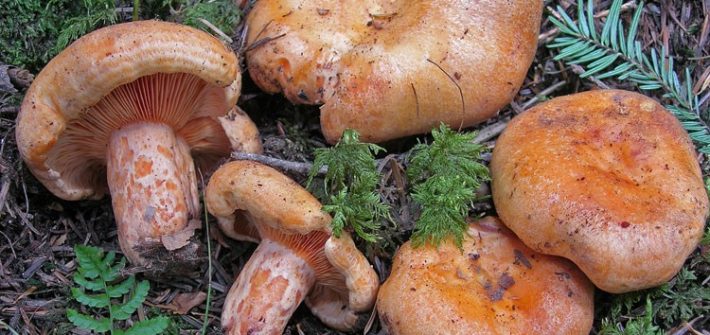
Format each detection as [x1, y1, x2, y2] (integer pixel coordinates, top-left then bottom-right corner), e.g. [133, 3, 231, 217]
[113, 280, 150, 320]
[548, 0, 710, 153]
[68, 245, 170, 334]
[106, 276, 135, 298]
[74, 275, 105, 291]
[71, 288, 109, 308]
[121, 317, 171, 335]
[66, 309, 111, 333]
[74, 245, 106, 279]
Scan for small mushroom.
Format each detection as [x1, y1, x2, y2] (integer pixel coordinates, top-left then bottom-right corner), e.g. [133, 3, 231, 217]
[490, 90, 709, 293]
[244, 0, 543, 143]
[205, 161, 379, 334]
[16, 21, 262, 269]
[377, 216, 594, 335]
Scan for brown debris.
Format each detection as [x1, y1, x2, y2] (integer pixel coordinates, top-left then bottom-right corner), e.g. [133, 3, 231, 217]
[513, 249, 533, 269]
[160, 291, 208, 315]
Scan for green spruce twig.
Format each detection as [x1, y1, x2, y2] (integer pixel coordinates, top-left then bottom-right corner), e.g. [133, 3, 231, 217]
[548, 0, 710, 153]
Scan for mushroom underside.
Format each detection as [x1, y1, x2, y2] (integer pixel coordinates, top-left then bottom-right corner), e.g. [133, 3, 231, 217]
[221, 224, 360, 334]
[47, 72, 237, 268]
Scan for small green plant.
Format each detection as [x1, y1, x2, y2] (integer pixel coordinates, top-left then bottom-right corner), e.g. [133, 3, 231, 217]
[52, 0, 118, 55]
[67, 245, 170, 334]
[599, 296, 663, 335]
[0, 0, 118, 71]
[308, 129, 390, 243]
[653, 266, 710, 327]
[548, 0, 710, 154]
[407, 124, 490, 247]
[176, 0, 241, 36]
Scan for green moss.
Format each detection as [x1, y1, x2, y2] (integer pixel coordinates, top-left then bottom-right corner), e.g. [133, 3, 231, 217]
[0, 0, 117, 72]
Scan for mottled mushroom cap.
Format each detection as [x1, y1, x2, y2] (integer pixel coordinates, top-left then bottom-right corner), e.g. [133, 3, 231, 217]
[205, 160, 379, 330]
[205, 160, 331, 236]
[16, 20, 245, 201]
[377, 217, 594, 335]
[491, 90, 709, 293]
[245, 0, 542, 143]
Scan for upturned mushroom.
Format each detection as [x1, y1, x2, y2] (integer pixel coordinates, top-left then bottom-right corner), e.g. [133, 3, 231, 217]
[205, 160, 379, 334]
[244, 0, 543, 143]
[377, 216, 594, 335]
[491, 90, 709, 293]
[15, 21, 262, 269]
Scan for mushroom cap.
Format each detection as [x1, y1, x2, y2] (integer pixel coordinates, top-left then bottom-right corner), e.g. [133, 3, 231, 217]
[205, 160, 331, 236]
[377, 217, 594, 335]
[16, 20, 243, 201]
[205, 160, 379, 330]
[245, 0, 543, 143]
[490, 90, 709, 293]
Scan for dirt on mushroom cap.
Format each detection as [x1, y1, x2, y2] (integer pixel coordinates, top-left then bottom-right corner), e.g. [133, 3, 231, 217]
[377, 216, 594, 335]
[490, 89, 709, 293]
[245, 0, 543, 143]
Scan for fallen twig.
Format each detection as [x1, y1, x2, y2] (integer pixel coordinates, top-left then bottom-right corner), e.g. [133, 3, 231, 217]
[231, 152, 324, 175]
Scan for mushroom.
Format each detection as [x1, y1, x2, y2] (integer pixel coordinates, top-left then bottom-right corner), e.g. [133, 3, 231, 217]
[377, 216, 594, 335]
[15, 21, 262, 269]
[205, 160, 379, 334]
[490, 90, 709, 293]
[244, 0, 543, 143]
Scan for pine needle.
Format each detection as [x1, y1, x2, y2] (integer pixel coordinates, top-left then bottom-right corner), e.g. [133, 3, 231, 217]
[548, 0, 710, 154]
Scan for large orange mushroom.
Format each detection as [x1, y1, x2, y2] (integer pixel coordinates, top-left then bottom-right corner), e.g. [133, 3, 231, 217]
[377, 216, 594, 334]
[491, 90, 709, 293]
[244, 0, 543, 143]
[205, 160, 379, 334]
[15, 21, 262, 269]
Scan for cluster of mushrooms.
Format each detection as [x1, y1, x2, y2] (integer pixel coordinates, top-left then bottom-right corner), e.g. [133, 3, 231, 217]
[14, 0, 708, 334]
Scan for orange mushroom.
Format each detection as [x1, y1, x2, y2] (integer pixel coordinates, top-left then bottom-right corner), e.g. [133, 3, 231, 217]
[15, 21, 262, 269]
[377, 216, 594, 334]
[490, 90, 709, 293]
[244, 0, 543, 143]
[205, 160, 379, 334]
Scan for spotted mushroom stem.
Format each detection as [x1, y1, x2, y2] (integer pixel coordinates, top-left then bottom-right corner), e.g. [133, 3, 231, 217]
[107, 122, 200, 265]
[222, 239, 316, 335]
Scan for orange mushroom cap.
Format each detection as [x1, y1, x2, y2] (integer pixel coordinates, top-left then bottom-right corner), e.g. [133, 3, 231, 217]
[205, 160, 379, 334]
[244, 0, 543, 143]
[490, 90, 709, 293]
[377, 217, 594, 335]
[16, 21, 262, 269]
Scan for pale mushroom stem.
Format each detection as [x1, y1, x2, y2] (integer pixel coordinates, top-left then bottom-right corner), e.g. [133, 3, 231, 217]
[222, 239, 316, 335]
[107, 122, 200, 265]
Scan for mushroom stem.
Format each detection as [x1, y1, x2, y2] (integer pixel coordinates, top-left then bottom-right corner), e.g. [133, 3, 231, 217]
[222, 239, 316, 335]
[107, 122, 200, 265]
